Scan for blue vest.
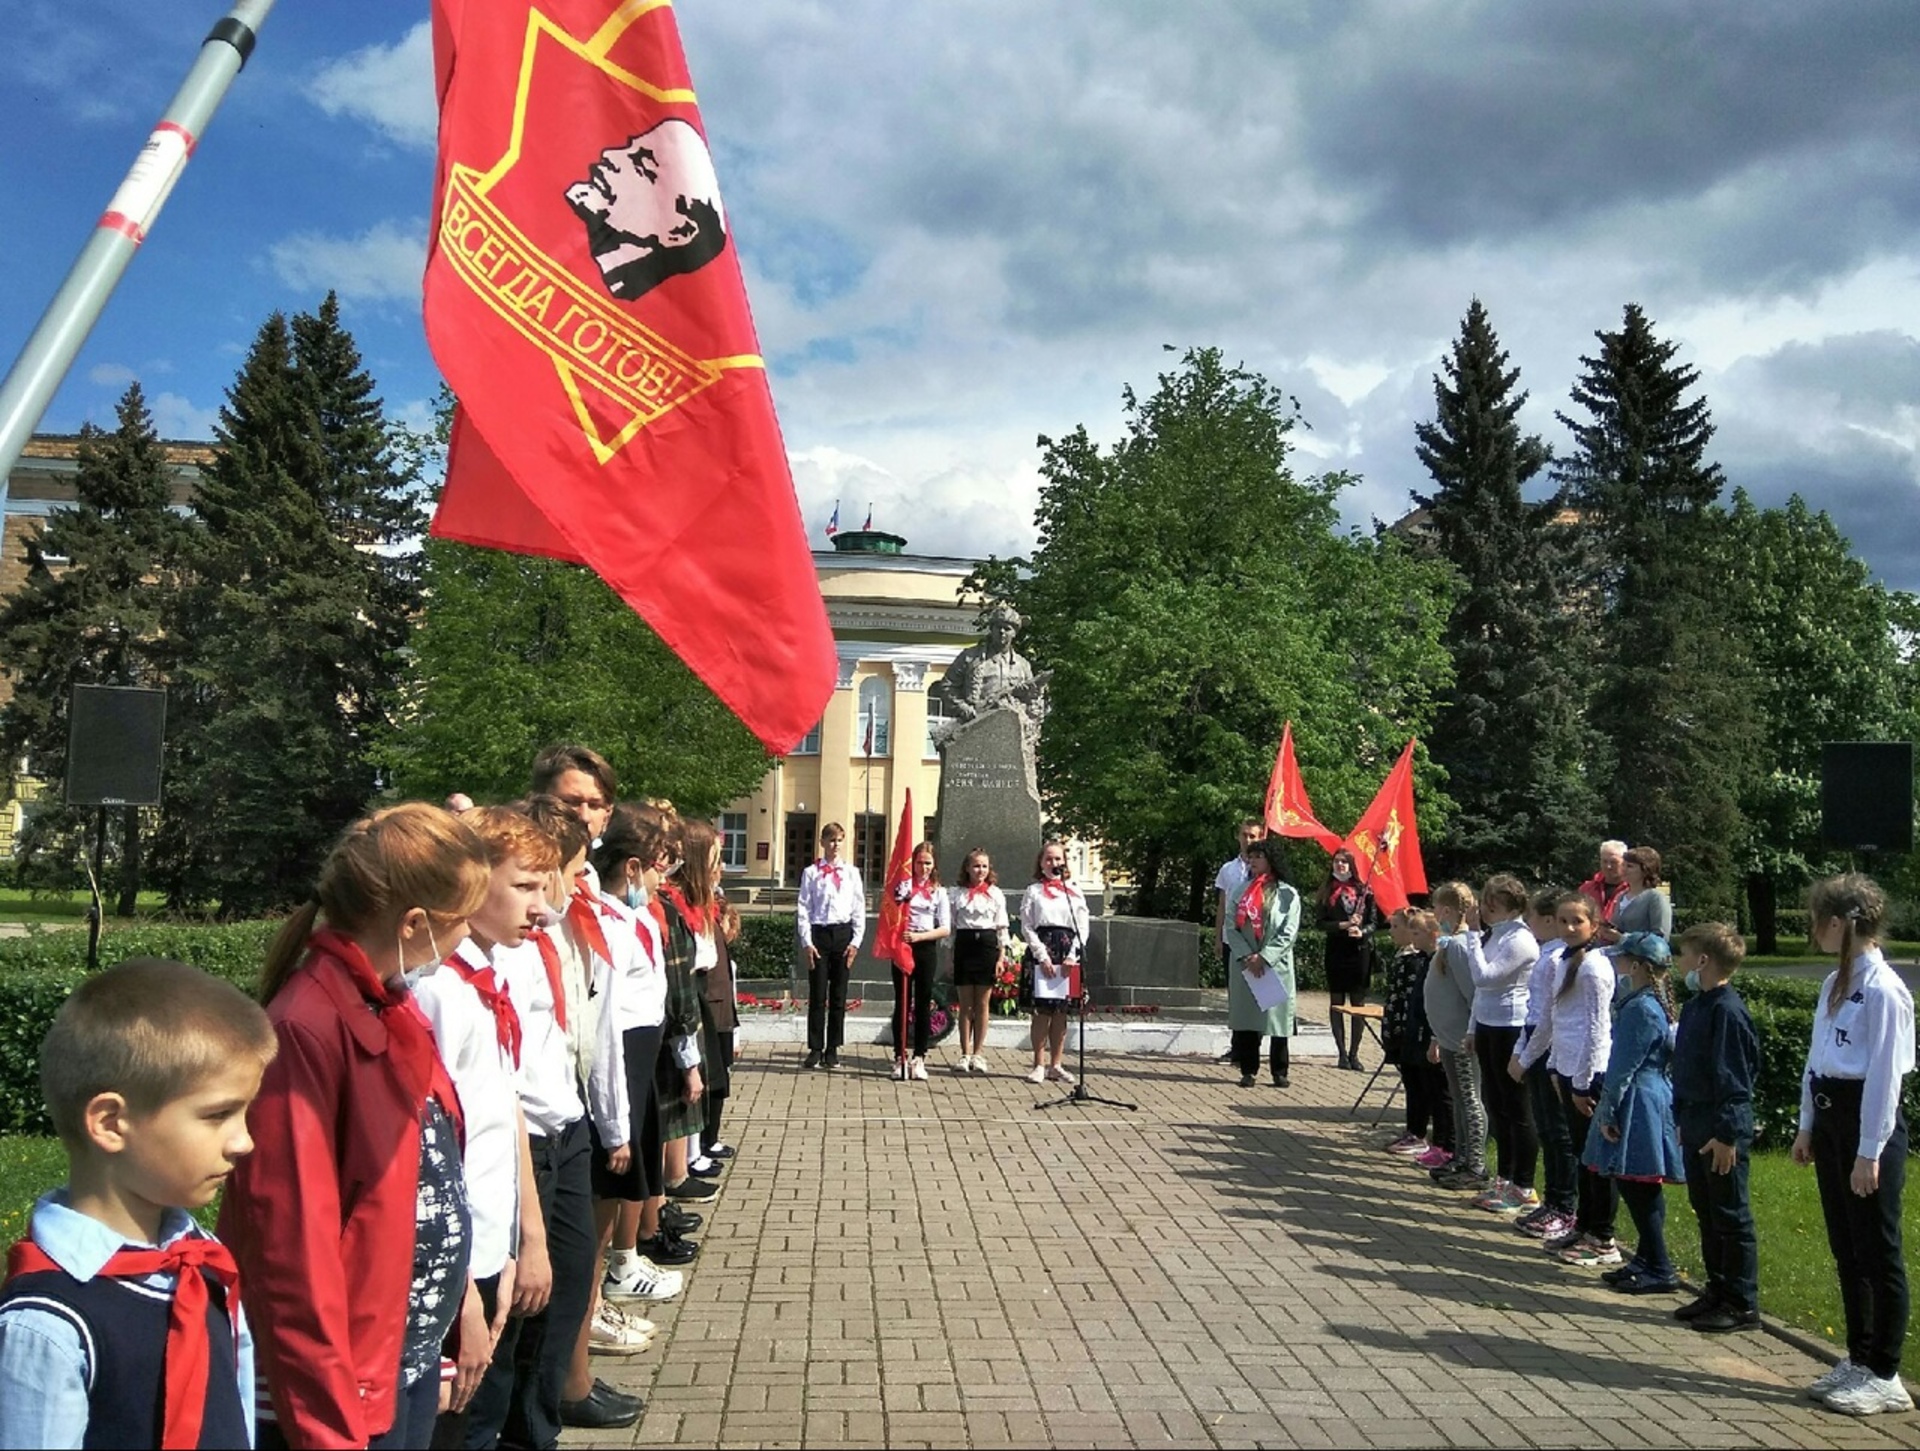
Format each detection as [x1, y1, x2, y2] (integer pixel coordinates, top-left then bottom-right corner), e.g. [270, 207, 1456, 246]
[0, 1259, 247, 1449]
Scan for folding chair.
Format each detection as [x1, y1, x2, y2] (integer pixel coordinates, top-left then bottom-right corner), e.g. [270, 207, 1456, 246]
[1330, 1003, 1399, 1126]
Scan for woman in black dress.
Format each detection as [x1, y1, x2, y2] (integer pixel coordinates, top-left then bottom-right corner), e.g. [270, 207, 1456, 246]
[1318, 848, 1379, 1071]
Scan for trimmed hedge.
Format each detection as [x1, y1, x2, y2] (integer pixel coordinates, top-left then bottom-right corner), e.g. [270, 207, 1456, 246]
[0, 922, 282, 1135]
[731, 911, 799, 980]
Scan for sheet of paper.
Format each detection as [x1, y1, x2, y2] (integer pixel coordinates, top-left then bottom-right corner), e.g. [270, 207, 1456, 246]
[1243, 964, 1288, 1012]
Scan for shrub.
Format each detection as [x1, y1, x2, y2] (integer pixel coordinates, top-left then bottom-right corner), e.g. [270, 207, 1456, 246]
[0, 920, 280, 1134]
[731, 910, 798, 980]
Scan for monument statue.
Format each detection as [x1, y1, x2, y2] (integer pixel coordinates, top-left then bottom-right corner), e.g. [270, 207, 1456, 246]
[930, 601, 1050, 760]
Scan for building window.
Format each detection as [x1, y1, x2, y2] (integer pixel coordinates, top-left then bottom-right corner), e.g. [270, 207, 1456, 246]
[856, 676, 891, 756]
[852, 812, 888, 883]
[792, 720, 822, 755]
[719, 812, 747, 871]
[923, 693, 952, 758]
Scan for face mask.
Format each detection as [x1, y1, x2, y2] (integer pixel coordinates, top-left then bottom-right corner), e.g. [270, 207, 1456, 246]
[1683, 968, 1701, 994]
[396, 918, 443, 992]
[624, 880, 648, 911]
[1612, 971, 1634, 1005]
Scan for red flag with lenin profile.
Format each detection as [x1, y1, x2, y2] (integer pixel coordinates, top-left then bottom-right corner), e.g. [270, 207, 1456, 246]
[423, 0, 834, 753]
[1341, 739, 1428, 915]
[1263, 721, 1343, 853]
[872, 789, 916, 974]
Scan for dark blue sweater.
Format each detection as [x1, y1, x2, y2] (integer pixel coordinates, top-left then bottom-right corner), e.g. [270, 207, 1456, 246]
[1671, 983, 1760, 1147]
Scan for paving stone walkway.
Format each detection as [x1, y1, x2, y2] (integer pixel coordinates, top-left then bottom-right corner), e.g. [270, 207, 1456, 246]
[583, 1043, 1920, 1449]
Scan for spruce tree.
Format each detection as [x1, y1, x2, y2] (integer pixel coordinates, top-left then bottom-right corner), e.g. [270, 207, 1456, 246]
[154, 312, 402, 916]
[1413, 299, 1602, 882]
[0, 384, 188, 909]
[1554, 305, 1758, 919]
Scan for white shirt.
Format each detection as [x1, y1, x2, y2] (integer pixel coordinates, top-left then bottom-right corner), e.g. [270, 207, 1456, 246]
[1800, 947, 1918, 1161]
[1215, 856, 1251, 944]
[1020, 880, 1092, 1000]
[1518, 943, 1612, 1093]
[1522, 936, 1564, 1031]
[796, 858, 866, 949]
[600, 893, 666, 1032]
[1462, 919, 1539, 1029]
[951, 884, 1010, 937]
[495, 924, 626, 1143]
[899, 879, 952, 936]
[414, 940, 523, 1279]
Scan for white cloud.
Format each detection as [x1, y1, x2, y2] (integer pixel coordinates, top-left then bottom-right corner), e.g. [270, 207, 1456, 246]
[267, 220, 424, 305]
[87, 363, 137, 388]
[150, 391, 218, 441]
[307, 21, 436, 151]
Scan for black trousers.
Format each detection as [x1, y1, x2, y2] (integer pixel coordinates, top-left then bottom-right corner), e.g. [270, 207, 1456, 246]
[431, 1273, 500, 1450]
[1618, 1179, 1674, 1279]
[703, 1031, 735, 1152]
[1530, 1055, 1577, 1214]
[807, 922, 854, 1051]
[1682, 1134, 1758, 1312]
[1231, 1030, 1288, 1079]
[1474, 1022, 1537, 1188]
[1559, 1076, 1616, 1239]
[1399, 1050, 1452, 1146]
[892, 940, 937, 1058]
[464, 1117, 594, 1451]
[1812, 1080, 1910, 1378]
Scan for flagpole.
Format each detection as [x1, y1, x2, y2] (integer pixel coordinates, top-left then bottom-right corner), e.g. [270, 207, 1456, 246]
[0, 1, 276, 496]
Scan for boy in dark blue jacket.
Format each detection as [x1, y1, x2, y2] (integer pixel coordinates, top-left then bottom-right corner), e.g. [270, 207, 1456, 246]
[1672, 923, 1762, 1332]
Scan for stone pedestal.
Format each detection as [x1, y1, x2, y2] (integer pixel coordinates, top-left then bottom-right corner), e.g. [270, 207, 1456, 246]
[933, 707, 1044, 889]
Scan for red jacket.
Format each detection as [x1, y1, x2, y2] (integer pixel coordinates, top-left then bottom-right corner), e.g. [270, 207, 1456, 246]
[1577, 873, 1630, 922]
[217, 936, 434, 1449]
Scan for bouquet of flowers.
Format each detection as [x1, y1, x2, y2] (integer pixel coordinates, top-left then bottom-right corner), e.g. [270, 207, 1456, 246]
[991, 942, 1027, 1016]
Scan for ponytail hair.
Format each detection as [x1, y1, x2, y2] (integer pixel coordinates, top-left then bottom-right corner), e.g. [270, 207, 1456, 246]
[1555, 893, 1598, 1001]
[260, 803, 490, 1004]
[1811, 872, 1889, 1014]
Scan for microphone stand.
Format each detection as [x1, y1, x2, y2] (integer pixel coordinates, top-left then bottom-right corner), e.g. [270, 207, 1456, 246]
[1035, 956, 1137, 1113]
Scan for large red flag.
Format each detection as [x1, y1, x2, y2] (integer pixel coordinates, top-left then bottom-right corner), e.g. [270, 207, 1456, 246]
[1341, 740, 1428, 915]
[871, 790, 916, 974]
[423, 0, 834, 752]
[1263, 721, 1343, 852]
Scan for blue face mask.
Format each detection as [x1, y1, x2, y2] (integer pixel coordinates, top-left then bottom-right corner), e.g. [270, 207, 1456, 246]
[624, 880, 647, 911]
[1683, 968, 1702, 994]
[396, 919, 443, 993]
[1612, 972, 1633, 1006]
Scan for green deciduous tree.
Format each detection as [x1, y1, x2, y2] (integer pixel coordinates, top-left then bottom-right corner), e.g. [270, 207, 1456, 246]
[1413, 299, 1603, 883]
[381, 541, 770, 813]
[0, 384, 189, 910]
[997, 347, 1455, 918]
[1554, 304, 1759, 920]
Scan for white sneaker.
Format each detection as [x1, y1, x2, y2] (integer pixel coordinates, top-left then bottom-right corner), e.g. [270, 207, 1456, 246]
[910, 1057, 928, 1081]
[1047, 1065, 1076, 1085]
[589, 1303, 655, 1355]
[891, 1059, 907, 1081]
[603, 1256, 683, 1302]
[1809, 1360, 1861, 1400]
[970, 1055, 986, 1074]
[1025, 1064, 1047, 1084]
[954, 1056, 970, 1075]
[1825, 1371, 1913, 1416]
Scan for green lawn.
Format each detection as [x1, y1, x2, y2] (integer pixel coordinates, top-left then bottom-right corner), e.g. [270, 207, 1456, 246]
[1745, 937, 1920, 969]
[0, 888, 170, 926]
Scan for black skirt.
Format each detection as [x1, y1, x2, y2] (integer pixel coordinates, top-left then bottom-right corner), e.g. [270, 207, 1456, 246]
[1325, 931, 1374, 995]
[953, 928, 1000, 986]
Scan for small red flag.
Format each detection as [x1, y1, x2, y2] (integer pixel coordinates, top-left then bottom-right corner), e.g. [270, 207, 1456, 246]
[423, 0, 833, 752]
[1264, 721, 1343, 852]
[1340, 739, 1428, 915]
[872, 790, 916, 974]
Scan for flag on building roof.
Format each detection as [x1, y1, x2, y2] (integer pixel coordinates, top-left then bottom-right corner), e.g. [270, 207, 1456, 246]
[824, 501, 839, 538]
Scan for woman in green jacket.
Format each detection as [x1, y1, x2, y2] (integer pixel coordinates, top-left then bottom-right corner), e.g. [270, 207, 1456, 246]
[1224, 835, 1301, 1088]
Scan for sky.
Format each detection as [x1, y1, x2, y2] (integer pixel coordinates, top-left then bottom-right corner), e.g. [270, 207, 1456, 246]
[5, 2, 1919, 583]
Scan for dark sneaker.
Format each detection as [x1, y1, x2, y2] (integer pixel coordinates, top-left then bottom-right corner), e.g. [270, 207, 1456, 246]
[1675, 1291, 1719, 1321]
[823, 1051, 840, 1070]
[1270, 1074, 1290, 1088]
[1238, 1073, 1256, 1087]
[803, 1050, 822, 1070]
[1692, 1304, 1762, 1334]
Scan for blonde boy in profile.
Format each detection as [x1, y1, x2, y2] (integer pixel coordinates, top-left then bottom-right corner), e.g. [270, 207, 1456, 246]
[0, 958, 276, 1450]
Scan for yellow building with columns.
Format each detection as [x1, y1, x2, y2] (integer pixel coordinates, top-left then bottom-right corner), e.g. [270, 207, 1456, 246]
[718, 528, 1104, 894]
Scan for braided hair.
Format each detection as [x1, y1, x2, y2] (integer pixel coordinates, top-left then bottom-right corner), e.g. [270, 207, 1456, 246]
[1810, 873, 1889, 1014]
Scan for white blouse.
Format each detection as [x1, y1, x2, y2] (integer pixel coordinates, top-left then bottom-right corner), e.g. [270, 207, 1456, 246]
[1800, 948, 1917, 1161]
[898, 880, 952, 935]
[951, 884, 1010, 934]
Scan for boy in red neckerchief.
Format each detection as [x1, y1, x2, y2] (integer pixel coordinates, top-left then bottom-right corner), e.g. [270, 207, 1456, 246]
[0, 959, 276, 1448]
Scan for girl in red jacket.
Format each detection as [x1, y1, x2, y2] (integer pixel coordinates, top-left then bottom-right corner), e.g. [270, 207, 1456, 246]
[219, 804, 490, 1449]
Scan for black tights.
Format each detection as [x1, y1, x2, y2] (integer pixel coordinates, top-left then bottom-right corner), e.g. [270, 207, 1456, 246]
[1330, 989, 1366, 1063]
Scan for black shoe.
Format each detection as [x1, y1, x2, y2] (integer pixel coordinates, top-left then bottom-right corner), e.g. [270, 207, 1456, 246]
[1271, 1074, 1290, 1088]
[804, 1050, 822, 1070]
[704, 1143, 737, 1160]
[661, 1204, 702, 1234]
[560, 1381, 643, 1429]
[687, 1158, 724, 1179]
[1347, 1057, 1365, 1073]
[1335, 1053, 1351, 1071]
[1238, 1073, 1256, 1088]
[667, 1176, 719, 1201]
[638, 1231, 698, 1265]
[1692, 1305, 1761, 1334]
[1216, 1048, 1236, 1064]
[1675, 1291, 1719, 1321]
[1613, 1270, 1681, 1295]
[823, 1051, 840, 1070]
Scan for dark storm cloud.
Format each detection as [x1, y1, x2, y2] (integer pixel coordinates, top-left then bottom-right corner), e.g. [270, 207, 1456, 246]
[1726, 331, 1920, 416]
[1297, 2, 1920, 268]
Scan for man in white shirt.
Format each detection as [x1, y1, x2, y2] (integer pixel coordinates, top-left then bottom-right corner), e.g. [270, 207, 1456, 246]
[1213, 819, 1263, 1059]
[796, 822, 866, 1069]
